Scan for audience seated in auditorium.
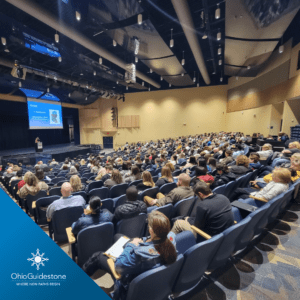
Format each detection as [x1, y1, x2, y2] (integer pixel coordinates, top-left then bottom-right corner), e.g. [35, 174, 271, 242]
[278, 131, 289, 142]
[190, 167, 214, 187]
[113, 186, 147, 223]
[249, 153, 261, 170]
[83, 210, 177, 300]
[9, 168, 23, 184]
[49, 158, 59, 166]
[155, 166, 174, 188]
[257, 143, 273, 159]
[124, 165, 142, 183]
[67, 166, 78, 177]
[233, 168, 291, 201]
[229, 155, 251, 178]
[144, 173, 193, 207]
[136, 171, 155, 191]
[210, 164, 236, 189]
[34, 160, 48, 170]
[35, 169, 49, 191]
[19, 172, 44, 199]
[100, 165, 114, 183]
[271, 141, 300, 168]
[70, 175, 84, 192]
[172, 181, 234, 238]
[219, 149, 234, 165]
[232, 144, 245, 160]
[104, 169, 124, 188]
[71, 196, 113, 236]
[46, 182, 86, 221]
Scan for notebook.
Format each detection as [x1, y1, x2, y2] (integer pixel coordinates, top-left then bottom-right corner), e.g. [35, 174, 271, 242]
[104, 236, 130, 261]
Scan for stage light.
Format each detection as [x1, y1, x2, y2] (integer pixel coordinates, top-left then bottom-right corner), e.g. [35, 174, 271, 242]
[142, 81, 144, 86]
[279, 45, 284, 54]
[215, 4, 221, 19]
[181, 73, 184, 76]
[55, 33, 59, 43]
[99, 57, 102, 64]
[150, 68, 153, 73]
[202, 31, 208, 39]
[135, 56, 138, 63]
[76, 11, 81, 21]
[169, 83, 172, 87]
[93, 71, 96, 76]
[113, 40, 117, 47]
[1, 37, 7, 46]
[160, 76, 163, 81]
[218, 46, 222, 55]
[170, 28, 174, 48]
[219, 59, 222, 65]
[217, 30, 221, 41]
[138, 14, 143, 25]
[19, 81, 22, 88]
[181, 51, 185, 65]
[58, 56, 62, 62]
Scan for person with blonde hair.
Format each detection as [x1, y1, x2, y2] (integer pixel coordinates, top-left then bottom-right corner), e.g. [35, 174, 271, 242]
[136, 171, 155, 191]
[257, 143, 273, 160]
[19, 172, 41, 199]
[95, 167, 107, 181]
[104, 169, 124, 188]
[229, 155, 251, 178]
[271, 141, 300, 168]
[70, 175, 84, 192]
[155, 166, 174, 188]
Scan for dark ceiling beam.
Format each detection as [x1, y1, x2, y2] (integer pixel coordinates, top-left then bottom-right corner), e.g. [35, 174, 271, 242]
[225, 36, 280, 42]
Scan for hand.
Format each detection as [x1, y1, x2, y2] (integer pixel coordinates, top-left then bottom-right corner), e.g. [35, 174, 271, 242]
[84, 208, 92, 215]
[131, 238, 143, 246]
[149, 199, 157, 206]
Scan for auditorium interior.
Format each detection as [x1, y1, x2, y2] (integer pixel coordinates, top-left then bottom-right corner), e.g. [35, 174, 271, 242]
[1, 0, 300, 299]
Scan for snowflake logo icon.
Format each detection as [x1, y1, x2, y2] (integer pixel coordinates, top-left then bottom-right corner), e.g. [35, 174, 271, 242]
[27, 249, 49, 270]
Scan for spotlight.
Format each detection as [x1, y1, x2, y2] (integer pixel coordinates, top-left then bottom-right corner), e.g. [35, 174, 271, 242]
[138, 14, 143, 25]
[279, 45, 284, 54]
[126, 86, 128, 90]
[160, 76, 163, 81]
[135, 56, 138, 63]
[202, 31, 208, 39]
[47, 88, 50, 93]
[181, 73, 184, 76]
[170, 28, 174, 48]
[19, 81, 22, 88]
[218, 46, 222, 55]
[58, 56, 62, 62]
[55, 33, 59, 43]
[220, 77, 223, 82]
[215, 4, 221, 19]
[68, 93, 71, 97]
[1, 37, 7, 46]
[181, 51, 185, 65]
[217, 30, 221, 41]
[76, 11, 81, 21]
[247, 65, 251, 70]
[219, 59, 222, 65]
[113, 40, 117, 47]
[99, 57, 102, 64]
[142, 81, 144, 86]
[169, 83, 172, 87]
[197, 83, 199, 87]
[150, 68, 153, 73]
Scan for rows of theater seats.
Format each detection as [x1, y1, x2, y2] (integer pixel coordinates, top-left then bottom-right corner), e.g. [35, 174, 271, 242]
[1, 151, 299, 299]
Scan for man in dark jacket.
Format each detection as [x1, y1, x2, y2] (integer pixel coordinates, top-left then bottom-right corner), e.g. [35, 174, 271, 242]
[113, 186, 147, 223]
[172, 181, 234, 238]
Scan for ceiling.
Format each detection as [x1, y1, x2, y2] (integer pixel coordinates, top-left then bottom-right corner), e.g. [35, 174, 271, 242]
[0, 0, 299, 105]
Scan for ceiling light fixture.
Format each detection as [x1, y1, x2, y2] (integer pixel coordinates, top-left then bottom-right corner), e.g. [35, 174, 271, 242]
[19, 81, 22, 88]
[135, 56, 138, 63]
[247, 65, 251, 70]
[217, 30, 221, 41]
[68, 93, 71, 97]
[150, 68, 153, 73]
[197, 83, 199, 87]
[219, 59, 222, 65]
[113, 40, 117, 47]
[160, 76, 163, 81]
[93, 70, 96, 76]
[148, 86, 151, 91]
[181, 73, 184, 76]
[138, 14, 143, 25]
[218, 45, 222, 55]
[170, 28, 174, 48]
[142, 81, 144, 86]
[181, 51, 185, 65]
[55, 32, 59, 43]
[215, 3, 221, 19]
[58, 56, 62, 62]
[202, 31, 208, 39]
[279, 37, 284, 54]
[99, 57, 102, 64]
[1, 37, 7, 46]
[193, 71, 196, 83]
[76, 11, 81, 21]
[126, 86, 128, 90]
[47, 88, 50, 93]
[169, 83, 172, 87]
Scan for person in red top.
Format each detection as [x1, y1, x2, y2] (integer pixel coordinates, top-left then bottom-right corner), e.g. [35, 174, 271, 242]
[190, 166, 214, 187]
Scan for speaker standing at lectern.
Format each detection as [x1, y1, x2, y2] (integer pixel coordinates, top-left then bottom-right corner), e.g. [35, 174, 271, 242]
[35, 137, 43, 153]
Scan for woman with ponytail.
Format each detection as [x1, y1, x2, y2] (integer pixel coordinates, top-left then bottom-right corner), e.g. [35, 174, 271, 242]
[83, 211, 177, 299]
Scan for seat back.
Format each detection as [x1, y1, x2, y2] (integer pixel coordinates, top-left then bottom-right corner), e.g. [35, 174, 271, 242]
[173, 233, 224, 294]
[114, 194, 127, 209]
[86, 181, 103, 192]
[89, 187, 110, 200]
[72, 191, 88, 202]
[154, 168, 162, 175]
[223, 181, 238, 199]
[51, 206, 84, 243]
[172, 170, 181, 177]
[35, 196, 60, 225]
[101, 199, 114, 213]
[126, 255, 184, 300]
[110, 183, 128, 199]
[279, 188, 295, 211]
[57, 180, 68, 187]
[159, 182, 177, 195]
[152, 204, 173, 220]
[51, 177, 65, 184]
[172, 196, 195, 218]
[152, 175, 159, 183]
[26, 190, 48, 216]
[212, 184, 226, 195]
[129, 179, 143, 187]
[139, 187, 159, 201]
[49, 187, 62, 197]
[77, 223, 114, 267]
[116, 214, 147, 238]
[175, 231, 196, 255]
[239, 172, 253, 188]
[208, 217, 251, 270]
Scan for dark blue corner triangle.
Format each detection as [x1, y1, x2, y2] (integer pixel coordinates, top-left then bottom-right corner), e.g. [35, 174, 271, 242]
[0, 188, 111, 300]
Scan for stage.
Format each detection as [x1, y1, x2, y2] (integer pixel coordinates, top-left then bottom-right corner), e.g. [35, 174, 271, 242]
[0, 143, 93, 165]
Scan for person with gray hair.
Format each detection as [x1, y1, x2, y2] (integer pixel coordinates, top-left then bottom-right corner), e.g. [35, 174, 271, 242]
[46, 182, 86, 221]
[144, 173, 193, 207]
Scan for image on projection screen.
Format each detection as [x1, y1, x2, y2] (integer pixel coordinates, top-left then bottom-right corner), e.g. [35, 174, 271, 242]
[27, 98, 63, 129]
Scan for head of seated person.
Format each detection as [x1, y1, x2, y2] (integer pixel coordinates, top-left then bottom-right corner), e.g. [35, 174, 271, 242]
[249, 153, 260, 164]
[272, 168, 292, 185]
[142, 171, 155, 187]
[16, 169, 23, 178]
[89, 196, 102, 214]
[160, 166, 173, 182]
[111, 169, 124, 184]
[193, 181, 212, 200]
[69, 175, 82, 193]
[216, 163, 230, 175]
[61, 182, 73, 197]
[69, 166, 78, 174]
[35, 169, 45, 181]
[126, 186, 139, 202]
[262, 144, 272, 151]
[177, 173, 190, 187]
[236, 155, 249, 168]
[288, 141, 300, 150]
[197, 158, 208, 171]
[291, 153, 300, 171]
[165, 162, 175, 173]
